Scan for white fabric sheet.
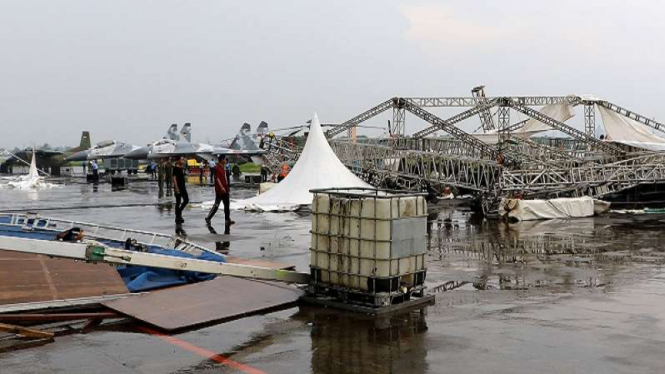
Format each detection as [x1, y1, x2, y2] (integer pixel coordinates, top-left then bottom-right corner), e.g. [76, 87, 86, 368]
[598, 106, 665, 150]
[520, 103, 576, 133]
[500, 196, 596, 221]
[0, 150, 57, 189]
[203, 113, 371, 212]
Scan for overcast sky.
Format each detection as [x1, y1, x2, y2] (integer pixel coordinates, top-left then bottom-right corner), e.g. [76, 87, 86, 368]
[1, 0, 663, 148]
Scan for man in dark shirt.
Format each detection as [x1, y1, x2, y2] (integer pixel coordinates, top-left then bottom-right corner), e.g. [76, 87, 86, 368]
[205, 155, 235, 225]
[172, 156, 188, 223]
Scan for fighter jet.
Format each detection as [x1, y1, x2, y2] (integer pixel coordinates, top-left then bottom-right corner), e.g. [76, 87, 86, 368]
[67, 139, 141, 161]
[123, 123, 265, 161]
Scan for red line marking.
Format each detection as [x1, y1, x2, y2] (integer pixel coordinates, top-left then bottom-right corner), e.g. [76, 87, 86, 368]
[137, 325, 268, 374]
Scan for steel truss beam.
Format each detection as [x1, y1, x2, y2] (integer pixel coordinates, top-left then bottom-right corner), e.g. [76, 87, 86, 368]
[471, 86, 496, 131]
[584, 103, 596, 137]
[327, 96, 580, 138]
[404, 96, 573, 108]
[410, 99, 500, 141]
[390, 106, 406, 138]
[326, 99, 394, 138]
[504, 99, 626, 157]
[497, 105, 510, 145]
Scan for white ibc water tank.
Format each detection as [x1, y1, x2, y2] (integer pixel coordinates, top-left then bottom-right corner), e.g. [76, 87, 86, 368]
[309, 188, 427, 294]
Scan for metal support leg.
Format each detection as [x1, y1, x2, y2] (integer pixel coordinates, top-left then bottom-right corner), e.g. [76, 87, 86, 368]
[584, 104, 596, 137]
[391, 107, 406, 138]
[497, 106, 510, 146]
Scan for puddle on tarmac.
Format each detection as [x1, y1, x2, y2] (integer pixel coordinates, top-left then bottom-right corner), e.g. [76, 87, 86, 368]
[425, 206, 665, 293]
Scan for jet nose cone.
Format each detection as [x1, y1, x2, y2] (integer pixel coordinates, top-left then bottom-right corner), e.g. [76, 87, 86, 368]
[124, 147, 149, 160]
[67, 150, 89, 161]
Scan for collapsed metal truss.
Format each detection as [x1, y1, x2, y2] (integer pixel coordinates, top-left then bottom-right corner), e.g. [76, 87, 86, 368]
[471, 86, 496, 132]
[502, 153, 665, 198]
[503, 98, 625, 156]
[331, 141, 499, 192]
[316, 94, 665, 211]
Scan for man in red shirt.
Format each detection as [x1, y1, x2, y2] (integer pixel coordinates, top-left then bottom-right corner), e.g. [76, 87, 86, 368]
[205, 155, 235, 225]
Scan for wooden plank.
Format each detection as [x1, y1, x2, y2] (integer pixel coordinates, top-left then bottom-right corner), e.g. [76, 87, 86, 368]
[0, 251, 128, 305]
[0, 293, 139, 314]
[0, 312, 119, 323]
[102, 276, 303, 332]
[0, 323, 55, 339]
[225, 256, 296, 270]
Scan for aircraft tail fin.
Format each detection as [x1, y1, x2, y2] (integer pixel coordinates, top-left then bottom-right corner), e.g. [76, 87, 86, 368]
[79, 131, 91, 150]
[230, 123, 252, 150]
[257, 121, 269, 135]
[180, 123, 192, 143]
[166, 124, 179, 141]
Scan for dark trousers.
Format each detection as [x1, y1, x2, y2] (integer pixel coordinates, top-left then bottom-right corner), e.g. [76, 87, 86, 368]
[175, 190, 189, 221]
[207, 193, 230, 221]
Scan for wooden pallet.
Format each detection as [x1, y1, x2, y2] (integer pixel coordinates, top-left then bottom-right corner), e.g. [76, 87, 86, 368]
[300, 294, 435, 315]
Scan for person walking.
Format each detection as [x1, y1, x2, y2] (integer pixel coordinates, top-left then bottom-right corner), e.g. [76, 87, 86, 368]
[165, 158, 173, 196]
[225, 160, 231, 183]
[149, 160, 157, 180]
[157, 159, 165, 193]
[199, 160, 205, 185]
[205, 155, 235, 225]
[173, 156, 189, 223]
[90, 160, 99, 182]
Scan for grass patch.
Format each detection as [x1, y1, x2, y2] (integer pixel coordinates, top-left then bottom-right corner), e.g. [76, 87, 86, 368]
[238, 162, 261, 173]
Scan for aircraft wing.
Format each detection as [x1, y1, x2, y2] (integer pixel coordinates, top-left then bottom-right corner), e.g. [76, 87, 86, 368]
[212, 147, 267, 156]
[35, 150, 64, 157]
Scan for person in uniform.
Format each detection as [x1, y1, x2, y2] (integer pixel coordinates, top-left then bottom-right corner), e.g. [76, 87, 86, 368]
[172, 156, 188, 223]
[90, 160, 99, 182]
[165, 158, 173, 195]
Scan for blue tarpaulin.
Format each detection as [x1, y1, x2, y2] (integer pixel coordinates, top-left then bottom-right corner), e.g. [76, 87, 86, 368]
[117, 248, 225, 292]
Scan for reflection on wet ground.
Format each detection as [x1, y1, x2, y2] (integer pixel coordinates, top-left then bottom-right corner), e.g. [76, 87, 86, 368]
[426, 208, 665, 294]
[2, 180, 665, 373]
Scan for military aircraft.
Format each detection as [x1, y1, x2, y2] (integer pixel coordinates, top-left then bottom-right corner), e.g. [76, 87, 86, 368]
[2, 131, 92, 175]
[66, 139, 141, 161]
[123, 123, 265, 161]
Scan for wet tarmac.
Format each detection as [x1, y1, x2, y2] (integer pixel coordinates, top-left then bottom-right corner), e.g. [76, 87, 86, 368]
[1, 179, 665, 373]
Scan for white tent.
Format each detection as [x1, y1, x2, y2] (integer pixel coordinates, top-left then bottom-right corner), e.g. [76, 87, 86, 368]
[225, 113, 371, 211]
[598, 107, 665, 151]
[1, 149, 56, 189]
